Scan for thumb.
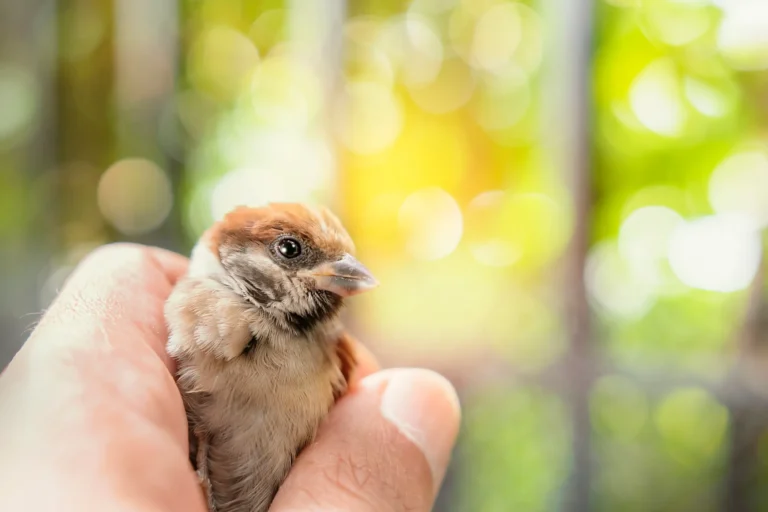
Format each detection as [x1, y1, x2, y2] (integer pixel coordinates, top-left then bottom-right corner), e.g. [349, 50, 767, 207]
[270, 368, 461, 512]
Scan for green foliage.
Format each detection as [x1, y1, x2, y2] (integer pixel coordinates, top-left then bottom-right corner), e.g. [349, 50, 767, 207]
[457, 386, 570, 512]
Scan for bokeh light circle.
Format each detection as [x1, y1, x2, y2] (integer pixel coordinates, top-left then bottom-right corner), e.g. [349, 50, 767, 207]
[717, 2, 768, 71]
[0, 65, 38, 148]
[668, 214, 762, 293]
[683, 78, 733, 118]
[465, 191, 569, 270]
[450, 2, 543, 74]
[629, 59, 686, 137]
[640, 0, 713, 47]
[408, 57, 476, 114]
[249, 56, 321, 130]
[472, 67, 531, 131]
[336, 81, 403, 155]
[471, 3, 523, 72]
[586, 241, 656, 319]
[618, 206, 684, 291]
[378, 15, 444, 88]
[654, 387, 728, 466]
[188, 25, 260, 101]
[97, 159, 173, 235]
[211, 168, 295, 221]
[708, 150, 768, 228]
[398, 188, 463, 260]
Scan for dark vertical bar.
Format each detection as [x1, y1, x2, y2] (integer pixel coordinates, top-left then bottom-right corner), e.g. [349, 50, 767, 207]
[722, 258, 768, 512]
[540, 0, 595, 510]
[167, 0, 186, 254]
[287, 0, 347, 211]
[113, 0, 183, 252]
[56, 0, 114, 248]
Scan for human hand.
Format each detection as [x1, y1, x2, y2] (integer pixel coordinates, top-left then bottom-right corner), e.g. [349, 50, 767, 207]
[0, 244, 461, 511]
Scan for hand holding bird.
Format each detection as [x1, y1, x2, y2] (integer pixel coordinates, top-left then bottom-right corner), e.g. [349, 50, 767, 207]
[0, 238, 460, 512]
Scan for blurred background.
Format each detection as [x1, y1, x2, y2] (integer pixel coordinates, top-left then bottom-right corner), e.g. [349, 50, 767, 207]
[2, 0, 768, 510]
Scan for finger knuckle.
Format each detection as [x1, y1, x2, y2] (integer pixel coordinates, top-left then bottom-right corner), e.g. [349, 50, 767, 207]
[83, 242, 153, 270]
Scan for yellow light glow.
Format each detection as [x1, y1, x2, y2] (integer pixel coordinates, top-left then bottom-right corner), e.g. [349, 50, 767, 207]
[603, 0, 640, 7]
[97, 158, 173, 235]
[378, 15, 444, 88]
[409, 57, 476, 114]
[471, 3, 522, 72]
[472, 67, 530, 131]
[465, 191, 569, 270]
[248, 9, 286, 55]
[248, 54, 321, 130]
[341, 108, 469, 234]
[450, 2, 542, 74]
[409, 0, 458, 15]
[641, 0, 712, 47]
[398, 187, 463, 260]
[188, 25, 260, 101]
[336, 81, 403, 155]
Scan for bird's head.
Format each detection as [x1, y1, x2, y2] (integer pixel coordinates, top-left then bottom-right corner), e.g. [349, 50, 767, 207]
[198, 203, 378, 332]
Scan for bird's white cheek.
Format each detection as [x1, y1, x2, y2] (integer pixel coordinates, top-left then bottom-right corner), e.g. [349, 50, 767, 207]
[188, 242, 226, 279]
[247, 252, 282, 276]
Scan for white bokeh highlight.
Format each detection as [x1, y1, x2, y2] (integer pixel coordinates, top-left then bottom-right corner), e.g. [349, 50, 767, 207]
[668, 214, 762, 293]
[587, 241, 656, 319]
[629, 59, 686, 137]
[716, 0, 768, 71]
[708, 150, 768, 228]
[619, 206, 685, 290]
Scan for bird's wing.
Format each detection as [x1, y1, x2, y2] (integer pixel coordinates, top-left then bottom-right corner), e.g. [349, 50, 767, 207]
[191, 426, 216, 512]
[333, 331, 358, 400]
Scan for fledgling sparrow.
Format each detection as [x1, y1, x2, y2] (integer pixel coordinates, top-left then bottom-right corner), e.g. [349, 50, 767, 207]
[164, 203, 378, 512]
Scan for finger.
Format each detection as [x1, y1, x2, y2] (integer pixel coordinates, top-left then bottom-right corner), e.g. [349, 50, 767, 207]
[16, 242, 190, 440]
[30, 242, 188, 372]
[0, 243, 203, 512]
[270, 368, 461, 512]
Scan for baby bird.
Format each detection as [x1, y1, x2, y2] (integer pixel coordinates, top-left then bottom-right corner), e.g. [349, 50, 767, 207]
[165, 203, 378, 512]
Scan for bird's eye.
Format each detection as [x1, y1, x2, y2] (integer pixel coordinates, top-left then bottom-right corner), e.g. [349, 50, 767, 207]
[276, 238, 302, 259]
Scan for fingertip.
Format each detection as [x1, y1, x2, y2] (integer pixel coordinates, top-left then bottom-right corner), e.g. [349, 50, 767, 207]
[363, 368, 461, 490]
[79, 243, 188, 286]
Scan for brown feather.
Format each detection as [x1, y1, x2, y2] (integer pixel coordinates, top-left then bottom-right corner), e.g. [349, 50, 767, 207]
[207, 203, 355, 260]
[333, 332, 358, 401]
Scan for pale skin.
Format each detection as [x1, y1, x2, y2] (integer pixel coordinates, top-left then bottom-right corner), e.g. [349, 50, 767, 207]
[0, 244, 461, 511]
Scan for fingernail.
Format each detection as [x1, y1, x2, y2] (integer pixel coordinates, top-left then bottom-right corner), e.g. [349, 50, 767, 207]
[377, 369, 461, 492]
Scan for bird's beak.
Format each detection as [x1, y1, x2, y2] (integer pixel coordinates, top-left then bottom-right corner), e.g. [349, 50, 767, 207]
[303, 253, 379, 297]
